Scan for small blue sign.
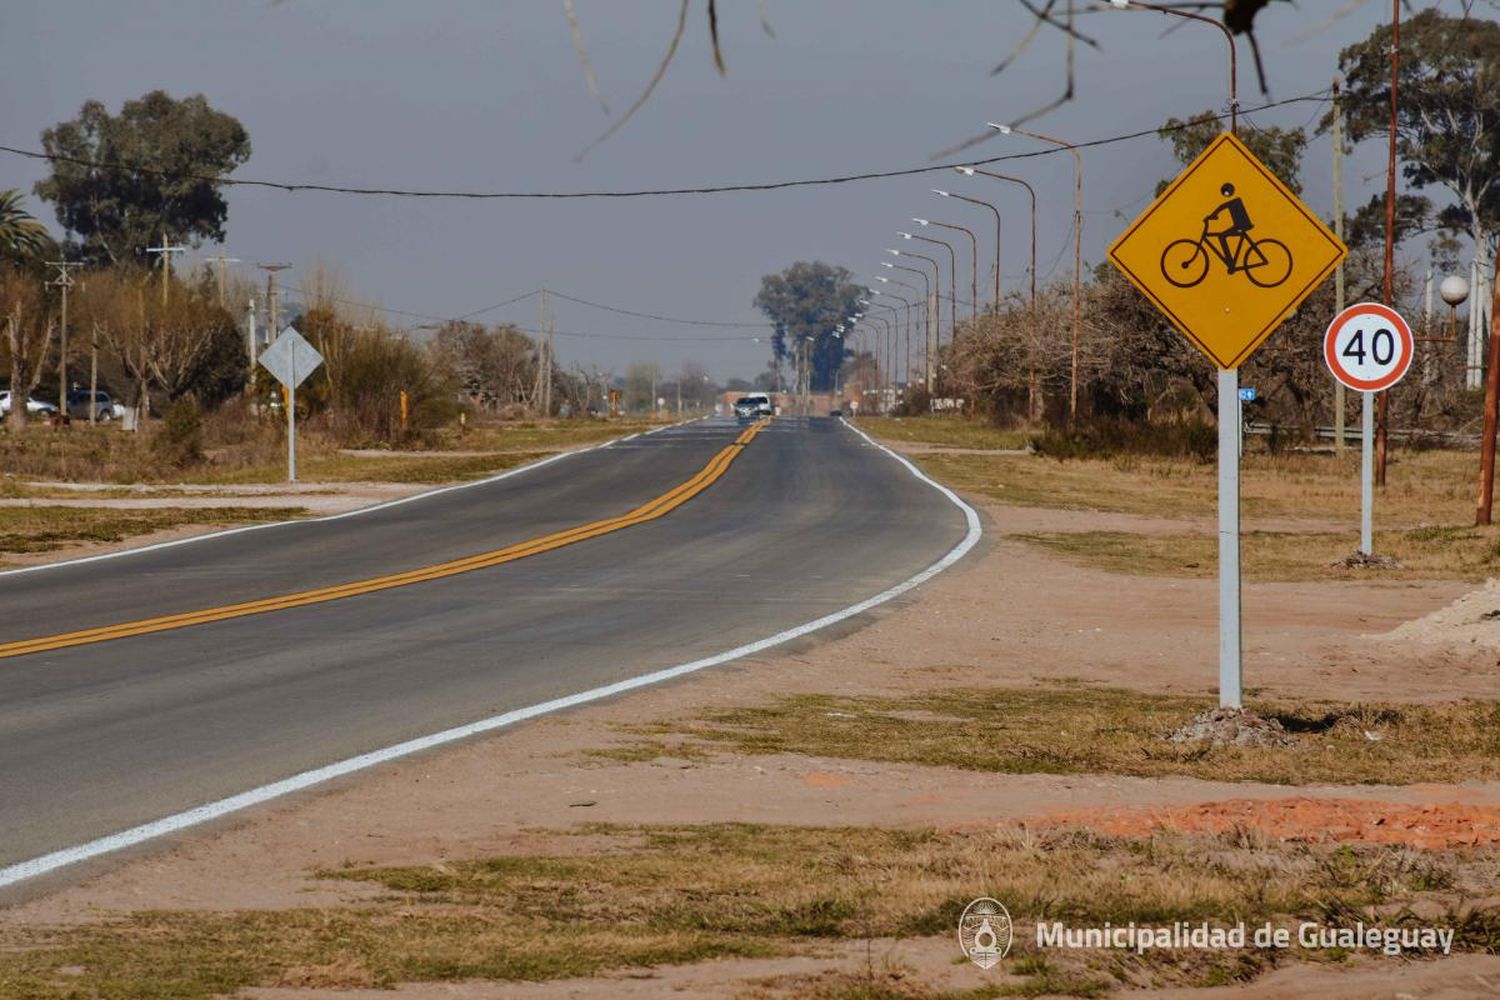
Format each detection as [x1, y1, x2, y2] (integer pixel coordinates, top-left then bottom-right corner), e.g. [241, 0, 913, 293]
[1238, 387, 1258, 402]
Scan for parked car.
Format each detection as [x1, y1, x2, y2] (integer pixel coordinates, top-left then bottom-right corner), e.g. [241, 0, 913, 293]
[66, 389, 116, 422]
[0, 391, 58, 417]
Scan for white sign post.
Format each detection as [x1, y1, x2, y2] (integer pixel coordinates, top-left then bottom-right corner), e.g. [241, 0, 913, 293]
[258, 325, 324, 483]
[1324, 303, 1414, 556]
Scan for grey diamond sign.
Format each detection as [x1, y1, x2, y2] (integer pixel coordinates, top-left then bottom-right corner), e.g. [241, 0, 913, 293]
[259, 325, 323, 389]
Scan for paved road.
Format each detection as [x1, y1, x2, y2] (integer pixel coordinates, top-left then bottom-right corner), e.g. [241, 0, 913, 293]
[0, 416, 969, 877]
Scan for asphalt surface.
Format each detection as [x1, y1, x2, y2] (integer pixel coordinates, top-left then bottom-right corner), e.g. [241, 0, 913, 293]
[0, 416, 968, 875]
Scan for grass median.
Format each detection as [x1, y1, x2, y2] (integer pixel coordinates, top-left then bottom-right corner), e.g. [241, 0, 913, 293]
[0, 505, 306, 561]
[1, 823, 1493, 998]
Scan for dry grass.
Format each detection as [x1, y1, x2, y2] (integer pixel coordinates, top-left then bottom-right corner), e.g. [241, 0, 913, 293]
[428, 416, 656, 453]
[195, 449, 554, 485]
[0, 416, 651, 486]
[0, 505, 305, 558]
[900, 447, 1476, 527]
[621, 687, 1500, 787]
[856, 416, 1031, 451]
[2, 824, 1493, 998]
[1013, 524, 1500, 583]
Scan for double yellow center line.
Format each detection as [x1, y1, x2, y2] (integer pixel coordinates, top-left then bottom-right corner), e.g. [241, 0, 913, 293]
[0, 419, 770, 662]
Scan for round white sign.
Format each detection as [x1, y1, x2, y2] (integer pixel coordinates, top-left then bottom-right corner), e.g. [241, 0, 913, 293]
[1324, 302, 1414, 392]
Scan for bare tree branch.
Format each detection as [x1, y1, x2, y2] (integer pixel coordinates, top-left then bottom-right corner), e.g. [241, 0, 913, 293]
[574, 0, 690, 162]
[564, 0, 609, 115]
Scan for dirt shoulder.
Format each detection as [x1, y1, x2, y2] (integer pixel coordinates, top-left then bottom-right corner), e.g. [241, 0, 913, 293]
[5, 464, 1500, 997]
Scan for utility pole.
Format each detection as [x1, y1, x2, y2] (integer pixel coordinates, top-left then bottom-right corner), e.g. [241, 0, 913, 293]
[545, 315, 556, 415]
[209, 249, 240, 308]
[1476, 255, 1500, 525]
[256, 263, 292, 349]
[146, 232, 186, 306]
[45, 260, 81, 418]
[89, 322, 99, 425]
[247, 297, 258, 376]
[1332, 79, 1347, 458]
[1376, 0, 1399, 487]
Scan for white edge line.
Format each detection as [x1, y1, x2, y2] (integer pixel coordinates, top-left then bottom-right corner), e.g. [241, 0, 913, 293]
[0, 416, 978, 889]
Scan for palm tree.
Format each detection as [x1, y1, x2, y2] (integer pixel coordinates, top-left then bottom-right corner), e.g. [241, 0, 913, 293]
[0, 188, 54, 262]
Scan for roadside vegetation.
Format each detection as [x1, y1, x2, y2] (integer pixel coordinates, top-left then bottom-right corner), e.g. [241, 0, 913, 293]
[1, 823, 1494, 999]
[1016, 526, 1500, 583]
[611, 686, 1500, 787]
[0, 505, 304, 563]
[853, 415, 1030, 452]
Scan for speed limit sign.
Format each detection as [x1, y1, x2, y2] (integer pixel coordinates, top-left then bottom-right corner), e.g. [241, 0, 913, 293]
[1324, 302, 1414, 391]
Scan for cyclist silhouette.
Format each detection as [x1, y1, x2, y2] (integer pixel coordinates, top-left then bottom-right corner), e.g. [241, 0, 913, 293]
[1158, 182, 1293, 289]
[1205, 183, 1253, 269]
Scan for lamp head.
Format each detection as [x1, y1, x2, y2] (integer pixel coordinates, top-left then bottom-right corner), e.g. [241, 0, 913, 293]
[931, 189, 950, 197]
[986, 122, 1013, 135]
[1441, 275, 1471, 307]
[955, 166, 975, 176]
[885, 248, 901, 256]
[897, 232, 913, 240]
[912, 218, 929, 226]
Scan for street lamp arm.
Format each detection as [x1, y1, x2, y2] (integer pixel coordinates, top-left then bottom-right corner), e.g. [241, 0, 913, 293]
[1106, 0, 1238, 131]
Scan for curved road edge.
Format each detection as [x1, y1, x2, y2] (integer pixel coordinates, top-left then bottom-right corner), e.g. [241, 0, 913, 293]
[0, 417, 980, 891]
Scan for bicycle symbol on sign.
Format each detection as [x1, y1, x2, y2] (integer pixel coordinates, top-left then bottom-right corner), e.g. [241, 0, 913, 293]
[1159, 183, 1294, 289]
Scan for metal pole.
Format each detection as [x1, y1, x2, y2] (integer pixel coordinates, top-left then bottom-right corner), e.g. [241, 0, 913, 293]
[287, 351, 297, 484]
[1123, 1, 1238, 131]
[1361, 391, 1374, 554]
[1332, 79, 1347, 458]
[904, 240, 952, 344]
[89, 324, 98, 425]
[1376, 0, 1399, 488]
[1007, 131, 1084, 419]
[1476, 253, 1500, 525]
[247, 298, 257, 378]
[1218, 367, 1242, 708]
[925, 220, 978, 322]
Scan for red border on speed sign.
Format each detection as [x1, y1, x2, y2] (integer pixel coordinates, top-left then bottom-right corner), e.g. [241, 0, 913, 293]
[1324, 302, 1414, 392]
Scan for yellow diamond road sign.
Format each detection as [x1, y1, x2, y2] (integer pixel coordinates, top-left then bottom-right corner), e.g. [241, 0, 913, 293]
[1108, 131, 1347, 370]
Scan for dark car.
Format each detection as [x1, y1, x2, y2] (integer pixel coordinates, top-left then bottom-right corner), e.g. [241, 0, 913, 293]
[66, 389, 115, 421]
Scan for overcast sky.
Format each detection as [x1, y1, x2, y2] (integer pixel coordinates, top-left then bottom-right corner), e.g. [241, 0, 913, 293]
[0, 1, 1454, 380]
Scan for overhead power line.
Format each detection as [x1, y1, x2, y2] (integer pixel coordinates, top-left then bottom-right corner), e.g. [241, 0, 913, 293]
[281, 284, 770, 343]
[540, 289, 771, 328]
[0, 92, 1329, 203]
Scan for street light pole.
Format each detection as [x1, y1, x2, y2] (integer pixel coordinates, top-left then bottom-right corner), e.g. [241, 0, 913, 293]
[870, 288, 913, 374]
[1107, 0, 1238, 132]
[954, 167, 1036, 308]
[873, 278, 917, 390]
[898, 235, 957, 344]
[915, 217, 977, 322]
[990, 122, 1082, 421]
[934, 188, 1001, 313]
[883, 259, 931, 387]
